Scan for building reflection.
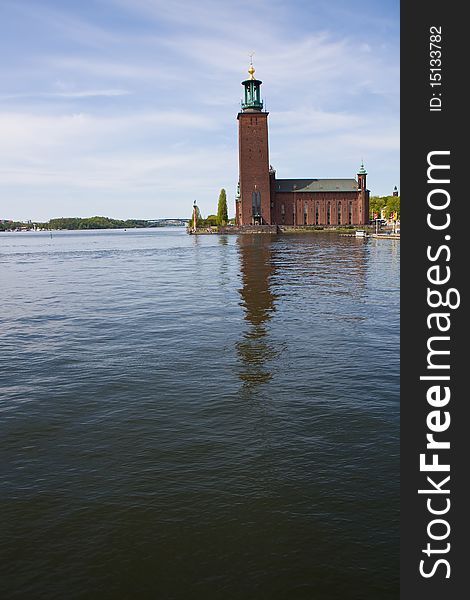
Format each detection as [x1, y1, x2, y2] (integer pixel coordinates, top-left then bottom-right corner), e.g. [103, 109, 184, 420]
[236, 235, 278, 392]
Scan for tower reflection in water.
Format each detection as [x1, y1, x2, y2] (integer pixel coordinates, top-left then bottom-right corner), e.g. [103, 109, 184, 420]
[236, 235, 278, 391]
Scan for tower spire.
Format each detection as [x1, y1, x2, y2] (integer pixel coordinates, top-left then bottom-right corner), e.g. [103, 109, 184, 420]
[357, 160, 367, 192]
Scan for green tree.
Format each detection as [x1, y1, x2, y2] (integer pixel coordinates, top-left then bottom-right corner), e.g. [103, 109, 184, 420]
[369, 196, 386, 220]
[206, 214, 218, 226]
[387, 196, 400, 219]
[217, 188, 228, 226]
[369, 195, 400, 220]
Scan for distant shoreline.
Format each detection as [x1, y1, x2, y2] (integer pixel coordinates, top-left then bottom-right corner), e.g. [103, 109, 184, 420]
[0, 217, 189, 232]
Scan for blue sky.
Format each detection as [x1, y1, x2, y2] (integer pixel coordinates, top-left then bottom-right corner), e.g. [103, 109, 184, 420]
[0, 0, 399, 221]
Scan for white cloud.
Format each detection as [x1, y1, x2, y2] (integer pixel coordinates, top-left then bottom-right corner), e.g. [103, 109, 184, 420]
[0, 89, 131, 100]
[272, 108, 366, 135]
[44, 56, 173, 81]
[0, 110, 216, 157]
[0, 109, 229, 219]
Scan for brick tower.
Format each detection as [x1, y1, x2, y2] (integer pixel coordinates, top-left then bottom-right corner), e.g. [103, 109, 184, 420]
[236, 63, 271, 226]
[357, 161, 370, 225]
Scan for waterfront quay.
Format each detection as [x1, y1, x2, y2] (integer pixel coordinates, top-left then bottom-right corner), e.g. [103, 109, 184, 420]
[188, 224, 400, 236]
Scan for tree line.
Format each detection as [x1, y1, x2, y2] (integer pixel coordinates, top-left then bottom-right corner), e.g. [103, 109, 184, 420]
[47, 217, 151, 230]
[369, 195, 400, 220]
[0, 220, 25, 231]
[1, 217, 180, 231]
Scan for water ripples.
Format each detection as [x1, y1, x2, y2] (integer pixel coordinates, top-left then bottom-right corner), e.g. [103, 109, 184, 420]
[0, 229, 399, 599]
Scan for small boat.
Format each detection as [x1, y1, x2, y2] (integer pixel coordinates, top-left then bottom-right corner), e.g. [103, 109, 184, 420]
[355, 230, 368, 237]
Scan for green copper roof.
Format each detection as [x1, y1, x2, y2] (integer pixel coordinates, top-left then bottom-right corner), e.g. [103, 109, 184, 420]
[275, 179, 359, 193]
[358, 162, 367, 175]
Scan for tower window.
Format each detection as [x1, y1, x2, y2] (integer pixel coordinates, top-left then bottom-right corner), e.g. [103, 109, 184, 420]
[252, 191, 261, 217]
[281, 204, 285, 215]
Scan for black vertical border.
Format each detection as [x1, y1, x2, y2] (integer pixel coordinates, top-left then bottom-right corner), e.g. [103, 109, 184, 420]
[401, 2, 466, 598]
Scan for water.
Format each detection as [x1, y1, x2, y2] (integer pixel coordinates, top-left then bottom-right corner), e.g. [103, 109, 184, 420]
[0, 229, 399, 599]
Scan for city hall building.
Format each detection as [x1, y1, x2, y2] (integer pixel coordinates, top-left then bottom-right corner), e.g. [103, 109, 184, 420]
[235, 64, 369, 227]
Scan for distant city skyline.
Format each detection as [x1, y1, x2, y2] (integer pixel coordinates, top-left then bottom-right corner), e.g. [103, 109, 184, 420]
[0, 0, 399, 221]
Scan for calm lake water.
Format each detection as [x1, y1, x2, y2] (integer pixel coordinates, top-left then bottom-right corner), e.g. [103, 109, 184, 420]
[0, 228, 399, 600]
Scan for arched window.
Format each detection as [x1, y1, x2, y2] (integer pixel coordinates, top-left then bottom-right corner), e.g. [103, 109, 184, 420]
[304, 202, 308, 225]
[315, 203, 319, 225]
[327, 202, 331, 225]
[349, 201, 353, 225]
[252, 191, 261, 217]
[337, 201, 342, 225]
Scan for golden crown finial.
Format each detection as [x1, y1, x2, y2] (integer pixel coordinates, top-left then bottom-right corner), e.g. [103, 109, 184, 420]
[248, 52, 255, 79]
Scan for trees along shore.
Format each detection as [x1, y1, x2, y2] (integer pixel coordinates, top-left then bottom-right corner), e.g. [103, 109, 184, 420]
[1, 216, 187, 231]
[188, 188, 232, 229]
[369, 195, 400, 221]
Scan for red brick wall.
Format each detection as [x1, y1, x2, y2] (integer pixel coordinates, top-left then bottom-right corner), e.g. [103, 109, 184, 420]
[237, 112, 271, 225]
[273, 191, 368, 226]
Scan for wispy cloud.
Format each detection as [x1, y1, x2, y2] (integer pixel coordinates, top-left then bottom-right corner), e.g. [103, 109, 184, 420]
[0, 89, 131, 101]
[0, 110, 216, 157]
[2, 0, 124, 48]
[44, 56, 175, 80]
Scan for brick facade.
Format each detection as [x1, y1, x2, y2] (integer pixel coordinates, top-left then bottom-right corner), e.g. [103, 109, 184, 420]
[271, 191, 369, 226]
[237, 111, 271, 226]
